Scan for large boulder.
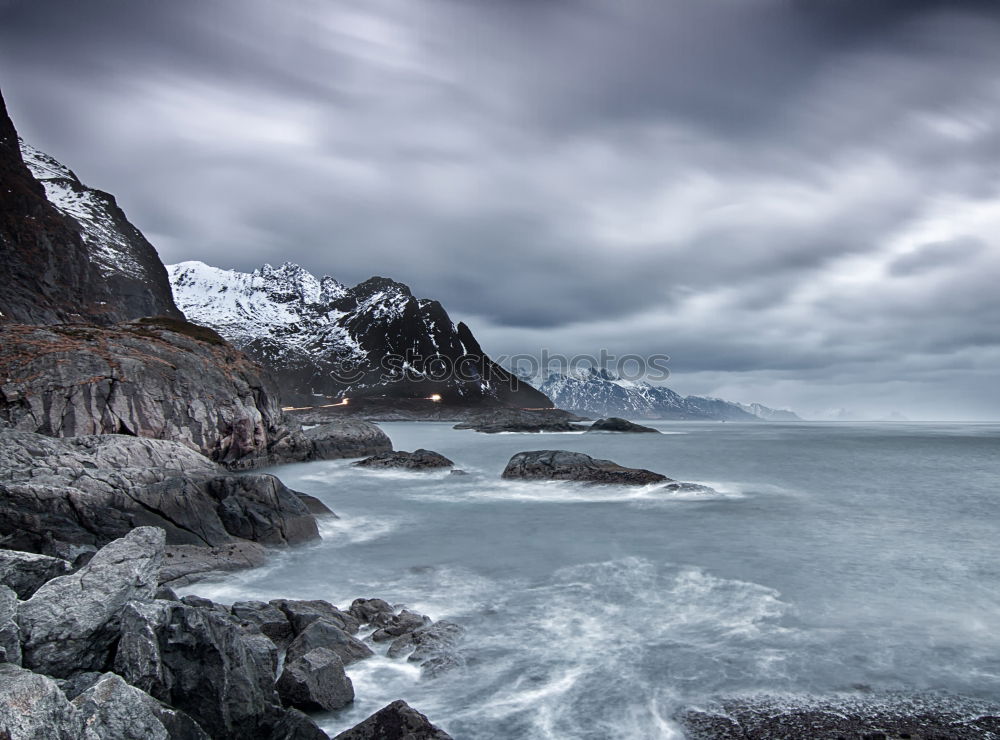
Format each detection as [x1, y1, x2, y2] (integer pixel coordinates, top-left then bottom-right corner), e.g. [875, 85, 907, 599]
[354, 449, 454, 470]
[678, 693, 1000, 739]
[305, 420, 393, 459]
[370, 609, 431, 643]
[276, 647, 354, 712]
[586, 417, 660, 433]
[230, 600, 294, 648]
[501, 450, 668, 485]
[0, 585, 21, 665]
[271, 598, 360, 635]
[348, 597, 395, 625]
[333, 700, 453, 740]
[113, 599, 288, 739]
[71, 673, 176, 740]
[0, 663, 81, 739]
[0, 430, 319, 567]
[17, 527, 164, 677]
[0, 549, 72, 598]
[285, 618, 373, 666]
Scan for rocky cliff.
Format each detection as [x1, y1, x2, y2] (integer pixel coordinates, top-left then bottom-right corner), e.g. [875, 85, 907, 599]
[0, 87, 181, 325]
[0, 318, 391, 468]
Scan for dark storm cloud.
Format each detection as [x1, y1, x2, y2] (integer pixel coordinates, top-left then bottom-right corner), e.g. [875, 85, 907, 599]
[2, 0, 1000, 418]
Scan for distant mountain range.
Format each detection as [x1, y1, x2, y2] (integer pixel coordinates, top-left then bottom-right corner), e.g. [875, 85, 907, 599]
[535, 367, 801, 421]
[168, 260, 551, 407]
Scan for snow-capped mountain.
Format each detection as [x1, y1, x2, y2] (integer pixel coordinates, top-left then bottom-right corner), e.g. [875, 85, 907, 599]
[735, 402, 802, 421]
[168, 260, 553, 407]
[1, 88, 180, 324]
[537, 367, 799, 421]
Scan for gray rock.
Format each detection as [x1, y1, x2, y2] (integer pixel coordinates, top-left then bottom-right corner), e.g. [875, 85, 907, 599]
[271, 598, 361, 635]
[677, 693, 1000, 740]
[296, 492, 337, 517]
[586, 417, 661, 433]
[501, 450, 669, 485]
[371, 609, 431, 642]
[0, 585, 21, 665]
[267, 707, 330, 740]
[354, 449, 454, 470]
[0, 662, 82, 739]
[0, 322, 317, 468]
[332, 699, 453, 740]
[0, 549, 72, 599]
[158, 542, 269, 588]
[231, 600, 294, 647]
[276, 647, 354, 712]
[452, 407, 589, 434]
[387, 621, 465, 676]
[71, 673, 171, 740]
[285, 618, 373, 666]
[55, 672, 103, 700]
[0, 430, 320, 572]
[114, 599, 283, 740]
[305, 420, 393, 460]
[348, 597, 395, 625]
[18, 526, 164, 677]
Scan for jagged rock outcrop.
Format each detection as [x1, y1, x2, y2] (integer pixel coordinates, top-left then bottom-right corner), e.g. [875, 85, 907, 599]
[71, 673, 187, 740]
[0, 87, 181, 326]
[270, 598, 361, 635]
[284, 619, 373, 666]
[276, 647, 354, 712]
[354, 449, 454, 470]
[333, 700, 454, 740]
[501, 450, 669, 486]
[386, 621, 466, 676]
[586, 417, 661, 433]
[0, 430, 320, 566]
[114, 599, 287, 739]
[0, 586, 21, 665]
[0, 549, 71, 599]
[168, 260, 554, 408]
[0, 663, 82, 739]
[17, 527, 164, 677]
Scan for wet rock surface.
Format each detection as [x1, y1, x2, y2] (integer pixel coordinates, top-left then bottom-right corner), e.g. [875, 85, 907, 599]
[501, 449, 669, 485]
[333, 699, 454, 740]
[276, 647, 355, 712]
[586, 417, 661, 433]
[285, 618, 374, 666]
[354, 448, 454, 470]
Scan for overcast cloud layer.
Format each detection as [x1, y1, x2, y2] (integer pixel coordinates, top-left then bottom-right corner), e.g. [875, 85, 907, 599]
[3, 0, 1000, 419]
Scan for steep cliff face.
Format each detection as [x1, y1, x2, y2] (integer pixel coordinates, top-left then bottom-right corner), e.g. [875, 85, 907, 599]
[168, 260, 552, 408]
[0, 319, 313, 467]
[0, 87, 181, 325]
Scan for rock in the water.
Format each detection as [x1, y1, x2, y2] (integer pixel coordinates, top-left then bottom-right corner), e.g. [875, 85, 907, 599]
[17, 527, 164, 677]
[371, 609, 431, 642]
[276, 647, 354, 712]
[267, 707, 331, 740]
[305, 420, 393, 460]
[454, 407, 588, 434]
[501, 450, 668, 485]
[333, 699, 453, 740]
[231, 600, 294, 647]
[71, 673, 173, 740]
[296, 492, 337, 517]
[387, 621, 465, 675]
[285, 618, 373, 666]
[113, 599, 284, 740]
[0, 549, 72, 599]
[348, 597, 395, 625]
[208, 474, 319, 545]
[677, 693, 1000, 740]
[0, 585, 21, 665]
[272, 598, 361, 635]
[354, 449, 454, 470]
[0, 662, 81, 739]
[586, 417, 660, 433]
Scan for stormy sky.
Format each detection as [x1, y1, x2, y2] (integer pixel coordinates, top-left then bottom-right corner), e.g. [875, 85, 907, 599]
[3, 0, 1000, 419]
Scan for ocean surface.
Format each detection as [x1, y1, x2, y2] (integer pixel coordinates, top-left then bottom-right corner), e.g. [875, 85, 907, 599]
[182, 421, 1000, 738]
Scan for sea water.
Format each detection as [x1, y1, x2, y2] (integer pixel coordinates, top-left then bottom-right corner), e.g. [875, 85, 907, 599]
[182, 421, 1000, 738]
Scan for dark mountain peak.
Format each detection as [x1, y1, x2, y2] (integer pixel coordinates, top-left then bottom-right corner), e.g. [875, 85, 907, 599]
[351, 276, 413, 299]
